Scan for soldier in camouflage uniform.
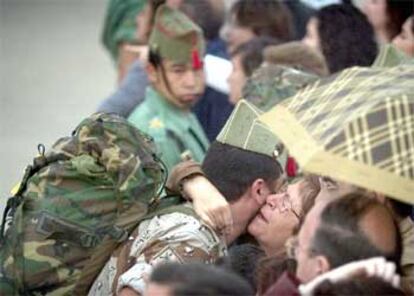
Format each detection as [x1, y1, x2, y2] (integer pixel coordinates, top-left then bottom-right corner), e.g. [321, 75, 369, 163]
[89, 100, 284, 296]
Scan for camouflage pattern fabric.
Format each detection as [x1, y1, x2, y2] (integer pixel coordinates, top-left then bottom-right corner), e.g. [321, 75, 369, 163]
[0, 113, 165, 295]
[259, 62, 414, 204]
[243, 63, 320, 112]
[89, 203, 226, 295]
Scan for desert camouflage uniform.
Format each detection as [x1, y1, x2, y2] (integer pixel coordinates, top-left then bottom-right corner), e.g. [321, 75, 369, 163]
[89, 203, 227, 295]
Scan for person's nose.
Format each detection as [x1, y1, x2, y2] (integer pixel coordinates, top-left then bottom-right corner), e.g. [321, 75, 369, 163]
[184, 70, 197, 88]
[266, 193, 283, 209]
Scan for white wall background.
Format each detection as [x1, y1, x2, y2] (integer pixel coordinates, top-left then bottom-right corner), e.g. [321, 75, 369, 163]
[0, 0, 116, 213]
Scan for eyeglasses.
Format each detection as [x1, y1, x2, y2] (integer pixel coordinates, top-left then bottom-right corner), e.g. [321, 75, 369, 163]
[273, 186, 301, 220]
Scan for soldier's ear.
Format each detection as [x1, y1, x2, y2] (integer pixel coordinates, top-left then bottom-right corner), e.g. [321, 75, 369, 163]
[250, 178, 267, 206]
[146, 62, 158, 84]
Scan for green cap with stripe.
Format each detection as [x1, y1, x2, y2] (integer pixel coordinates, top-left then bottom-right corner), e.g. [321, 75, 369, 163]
[149, 4, 205, 68]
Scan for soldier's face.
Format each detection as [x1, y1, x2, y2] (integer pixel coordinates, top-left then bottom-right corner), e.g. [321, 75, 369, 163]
[149, 59, 206, 110]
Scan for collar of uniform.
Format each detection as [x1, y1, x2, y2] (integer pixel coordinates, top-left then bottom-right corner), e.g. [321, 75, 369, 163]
[146, 86, 194, 130]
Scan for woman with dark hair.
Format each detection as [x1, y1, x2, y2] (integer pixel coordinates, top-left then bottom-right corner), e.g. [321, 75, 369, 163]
[362, 0, 414, 44]
[302, 4, 378, 73]
[223, 0, 294, 54]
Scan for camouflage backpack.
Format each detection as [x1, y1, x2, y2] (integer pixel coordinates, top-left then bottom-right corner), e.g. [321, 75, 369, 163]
[0, 113, 167, 295]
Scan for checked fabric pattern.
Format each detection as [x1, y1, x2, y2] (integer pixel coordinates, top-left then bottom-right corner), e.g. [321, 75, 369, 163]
[260, 60, 414, 203]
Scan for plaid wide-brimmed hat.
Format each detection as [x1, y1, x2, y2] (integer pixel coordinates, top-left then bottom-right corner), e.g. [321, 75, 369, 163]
[259, 60, 414, 204]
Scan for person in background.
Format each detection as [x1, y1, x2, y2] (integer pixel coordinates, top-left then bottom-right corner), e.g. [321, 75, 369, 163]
[392, 15, 414, 57]
[227, 37, 281, 105]
[302, 3, 378, 73]
[284, 0, 316, 40]
[181, 0, 234, 141]
[101, 0, 146, 82]
[361, 0, 413, 44]
[223, 0, 294, 54]
[264, 194, 401, 295]
[97, 0, 177, 117]
[98, 0, 233, 141]
[127, 5, 209, 172]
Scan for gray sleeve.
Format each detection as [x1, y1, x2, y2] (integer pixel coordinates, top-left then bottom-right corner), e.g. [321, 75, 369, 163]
[97, 60, 149, 118]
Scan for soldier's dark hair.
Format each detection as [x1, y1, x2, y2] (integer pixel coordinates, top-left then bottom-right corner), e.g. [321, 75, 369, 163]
[148, 48, 175, 97]
[231, 0, 294, 42]
[149, 262, 254, 296]
[310, 193, 402, 269]
[315, 4, 378, 73]
[231, 36, 281, 76]
[202, 141, 283, 202]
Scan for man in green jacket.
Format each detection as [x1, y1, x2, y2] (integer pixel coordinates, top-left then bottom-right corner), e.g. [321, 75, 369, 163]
[128, 4, 209, 172]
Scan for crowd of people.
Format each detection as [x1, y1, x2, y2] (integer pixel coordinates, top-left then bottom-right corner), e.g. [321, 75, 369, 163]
[0, 0, 413, 295]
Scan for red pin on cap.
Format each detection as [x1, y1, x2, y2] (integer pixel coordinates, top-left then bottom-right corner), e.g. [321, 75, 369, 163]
[192, 49, 203, 70]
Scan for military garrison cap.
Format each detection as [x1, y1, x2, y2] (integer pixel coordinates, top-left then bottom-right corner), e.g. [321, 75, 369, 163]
[217, 100, 284, 161]
[259, 56, 414, 204]
[149, 4, 205, 68]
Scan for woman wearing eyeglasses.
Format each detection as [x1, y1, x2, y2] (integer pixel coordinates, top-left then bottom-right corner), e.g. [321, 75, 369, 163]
[247, 176, 320, 256]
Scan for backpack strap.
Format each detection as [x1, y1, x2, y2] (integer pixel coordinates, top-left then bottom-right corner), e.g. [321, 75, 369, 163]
[74, 195, 188, 294]
[0, 146, 69, 243]
[73, 201, 149, 295]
